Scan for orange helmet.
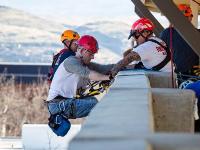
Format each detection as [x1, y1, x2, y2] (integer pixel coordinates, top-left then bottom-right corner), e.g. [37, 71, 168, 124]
[60, 30, 80, 42]
[178, 4, 193, 17]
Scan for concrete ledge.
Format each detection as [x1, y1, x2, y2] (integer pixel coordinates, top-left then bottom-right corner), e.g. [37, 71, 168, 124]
[113, 73, 150, 89]
[70, 72, 154, 150]
[152, 88, 195, 132]
[69, 139, 152, 150]
[146, 133, 200, 150]
[69, 133, 200, 150]
[69, 70, 198, 150]
[118, 70, 175, 88]
[145, 72, 175, 88]
[75, 88, 153, 138]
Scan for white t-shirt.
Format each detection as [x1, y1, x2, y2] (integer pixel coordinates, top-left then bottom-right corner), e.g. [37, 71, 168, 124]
[47, 56, 90, 101]
[47, 56, 114, 101]
[134, 37, 171, 72]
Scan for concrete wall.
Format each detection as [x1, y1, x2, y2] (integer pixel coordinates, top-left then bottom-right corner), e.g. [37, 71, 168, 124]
[145, 72, 176, 88]
[152, 88, 195, 132]
[68, 70, 199, 150]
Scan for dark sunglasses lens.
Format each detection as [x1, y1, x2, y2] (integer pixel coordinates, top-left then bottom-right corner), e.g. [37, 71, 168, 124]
[129, 30, 136, 39]
[134, 34, 140, 39]
[130, 30, 135, 36]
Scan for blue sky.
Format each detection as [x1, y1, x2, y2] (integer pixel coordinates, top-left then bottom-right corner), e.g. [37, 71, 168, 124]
[0, 0, 138, 25]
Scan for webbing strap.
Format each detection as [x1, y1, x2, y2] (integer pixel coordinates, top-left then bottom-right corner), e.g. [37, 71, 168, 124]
[148, 39, 171, 71]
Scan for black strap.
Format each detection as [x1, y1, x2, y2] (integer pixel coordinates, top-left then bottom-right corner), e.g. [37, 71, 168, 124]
[147, 39, 171, 71]
[68, 40, 73, 50]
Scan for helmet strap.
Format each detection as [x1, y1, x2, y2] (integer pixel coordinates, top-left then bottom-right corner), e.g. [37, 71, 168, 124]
[62, 40, 73, 50]
[62, 40, 69, 48]
[68, 40, 74, 50]
[140, 30, 153, 41]
[134, 31, 153, 47]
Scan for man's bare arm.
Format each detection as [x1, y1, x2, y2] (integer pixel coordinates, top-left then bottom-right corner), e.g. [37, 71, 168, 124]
[89, 70, 110, 81]
[110, 51, 140, 77]
[123, 48, 132, 57]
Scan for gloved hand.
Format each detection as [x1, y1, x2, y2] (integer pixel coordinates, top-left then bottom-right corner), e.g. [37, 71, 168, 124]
[123, 48, 133, 57]
[100, 80, 110, 87]
[193, 65, 200, 76]
[109, 74, 114, 80]
[100, 76, 115, 88]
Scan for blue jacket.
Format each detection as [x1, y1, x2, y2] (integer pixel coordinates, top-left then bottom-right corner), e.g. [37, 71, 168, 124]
[54, 50, 75, 73]
[186, 81, 200, 100]
[160, 28, 199, 73]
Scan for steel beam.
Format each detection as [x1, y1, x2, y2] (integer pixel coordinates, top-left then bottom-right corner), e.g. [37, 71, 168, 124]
[152, 0, 200, 56]
[131, 0, 164, 37]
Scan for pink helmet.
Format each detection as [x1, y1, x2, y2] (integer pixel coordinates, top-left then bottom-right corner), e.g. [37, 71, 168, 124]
[128, 18, 154, 39]
[78, 35, 99, 54]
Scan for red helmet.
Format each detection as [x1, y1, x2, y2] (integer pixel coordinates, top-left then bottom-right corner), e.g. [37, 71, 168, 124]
[128, 18, 154, 39]
[131, 18, 154, 32]
[78, 35, 99, 54]
[178, 4, 193, 17]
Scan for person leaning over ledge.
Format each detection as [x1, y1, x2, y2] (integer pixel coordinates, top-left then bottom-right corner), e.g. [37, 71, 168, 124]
[46, 35, 114, 136]
[110, 18, 172, 77]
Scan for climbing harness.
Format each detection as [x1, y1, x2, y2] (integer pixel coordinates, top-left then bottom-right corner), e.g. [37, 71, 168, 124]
[76, 79, 114, 99]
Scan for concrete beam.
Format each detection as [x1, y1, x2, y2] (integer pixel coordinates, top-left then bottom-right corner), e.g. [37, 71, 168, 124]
[70, 133, 200, 150]
[113, 73, 150, 89]
[147, 134, 200, 150]
[73, 88, 153, 138]
[69, 70, 198, 150]
[69, 139, 152, 150]
[145, 71, 175, 88]
[152, 88, 195, 132]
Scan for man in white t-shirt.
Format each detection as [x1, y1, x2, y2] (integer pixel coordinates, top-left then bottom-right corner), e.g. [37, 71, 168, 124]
[46, 35, 114, 136]
[110, 18, 172, 77]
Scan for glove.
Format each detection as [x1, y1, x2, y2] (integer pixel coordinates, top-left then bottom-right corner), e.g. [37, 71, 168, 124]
[109, 74, 114, 80]
[193, 65, 200, 76]
[100, 80, 111, 87]
[100, 77, 115, 88]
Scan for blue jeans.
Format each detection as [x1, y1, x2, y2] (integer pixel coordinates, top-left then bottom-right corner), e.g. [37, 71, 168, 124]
[47, 97, 98, 119]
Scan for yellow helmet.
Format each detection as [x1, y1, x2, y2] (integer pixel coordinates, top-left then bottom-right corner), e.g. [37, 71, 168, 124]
[60, 30, 80, 42]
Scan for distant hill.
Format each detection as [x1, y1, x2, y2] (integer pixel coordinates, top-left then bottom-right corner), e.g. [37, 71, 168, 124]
[0, 6, 130, 64]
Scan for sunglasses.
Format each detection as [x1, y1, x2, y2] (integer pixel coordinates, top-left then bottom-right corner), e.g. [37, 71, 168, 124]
[77, 46, 94, 56]
[128, 30, 141, 40]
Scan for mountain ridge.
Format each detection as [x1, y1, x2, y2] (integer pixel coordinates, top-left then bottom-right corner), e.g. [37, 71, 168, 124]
[0, 5, 130, 63]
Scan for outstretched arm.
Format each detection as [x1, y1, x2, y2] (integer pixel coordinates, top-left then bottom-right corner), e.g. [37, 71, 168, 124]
[89, 70, 110, 81]
[110, 51, 141, 77]
[88, 63, 114, 74]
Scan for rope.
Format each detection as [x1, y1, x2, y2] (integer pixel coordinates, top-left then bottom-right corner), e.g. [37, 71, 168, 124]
[177, 73, 200, 80]
[169, 27, 175, 88]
